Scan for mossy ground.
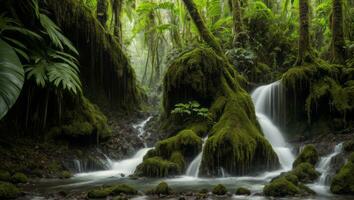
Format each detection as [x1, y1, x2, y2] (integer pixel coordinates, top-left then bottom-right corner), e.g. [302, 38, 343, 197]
[87, 184, 137, 198]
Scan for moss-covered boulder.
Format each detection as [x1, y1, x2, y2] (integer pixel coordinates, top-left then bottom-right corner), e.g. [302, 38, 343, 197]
[155, 129, 202, 160]
[162, 47, 279, 176]
[149, 182, 171, 195]
[293, 145, 319, 168]
[135, 129, 201, 177]
[264, 177, 300, 197]
[0, 182, 21, 199]
[291, 162, 320, 183]
[0, 171, 11, 182]
[235, 187, 251, 195]
[264, 175, 314, 197]
[11, 173, 28, 184]
[330, 153, 354, 194]
[212, 184, 227, 195]
[59, 171, 72, 179]
[134, 157, 180, 177]
[87, 184, 137, 198]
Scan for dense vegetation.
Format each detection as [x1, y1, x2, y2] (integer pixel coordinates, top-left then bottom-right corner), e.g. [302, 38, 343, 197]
[0, 0, 353, 199]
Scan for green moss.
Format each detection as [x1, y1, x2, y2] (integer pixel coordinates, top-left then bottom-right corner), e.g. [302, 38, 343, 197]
[45, 0, 143, 111]
[87, 187, 112, 198]
[264, 177, 300, 197]
[48, 97, 112, 141]
[330, 153, 354, 194]
[212, 184, 227, 195]
[235, 187, 251, 195]
[11, 173, 28, 184]
[59, 171, 72, 179]
[293, 145, 319, 167]
[0, 182, 21, 199]
[87, 184, 137, 198]
[155, 129, 202, 160]
[155, 182, 171, 195]
[169, 151, 185, 171]
[134, 157, 180, 177]
[291, 162, 320, 183]
[110, 184, 138, 195]
[0, 171, 11, 182]
[161, 47, 279, 176]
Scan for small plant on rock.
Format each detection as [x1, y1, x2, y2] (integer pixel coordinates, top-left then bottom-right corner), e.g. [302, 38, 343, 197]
[171, 101, 210, 121]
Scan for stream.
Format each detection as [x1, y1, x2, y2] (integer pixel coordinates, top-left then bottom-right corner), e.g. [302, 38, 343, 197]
[26, 82, 353, 200]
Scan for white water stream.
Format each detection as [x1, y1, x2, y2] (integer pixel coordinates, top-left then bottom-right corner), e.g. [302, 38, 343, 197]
[251, 81, 295, 170]
[75, 117, 153, 178]
[185, 137, 208, 177]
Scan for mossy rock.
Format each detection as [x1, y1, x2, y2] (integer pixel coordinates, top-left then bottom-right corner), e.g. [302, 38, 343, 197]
[198, 188, 209, 194]
[235, 187, 251, 195]
[11, 173, 28, 184]
[162, 47, 279, 176]
[0, 182, 21, 199]
[87, 184, 137, 198]
[293, 145, 319, 168]
[134, 157, 180, 177]
[0, 171, 11, 182]
[48, 97, 112, 141]
[212, 184, 227, 195]
[153, 182, 171, 195]
[59, 171, 72, 179]
[291, 162, 320, 183]
[169, 151, 185, 171]
[264, 177, 300, 197]
[330, 153, 354, 194]
[155, 129, 202, 160]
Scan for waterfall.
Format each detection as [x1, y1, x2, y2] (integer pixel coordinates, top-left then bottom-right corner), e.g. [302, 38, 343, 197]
[133, 116, 153, 147]
[316, 143, 343, 185]
[251, 81, 295, 170]
[75, 116, 153, 177]
[186, 137, 208, 177]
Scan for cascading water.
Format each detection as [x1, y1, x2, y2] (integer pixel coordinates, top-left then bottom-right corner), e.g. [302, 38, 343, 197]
[251, 81, 295, 170]
[317, 143, 343, 185]
[75, 117, 153, 178]
[186, 137, 208, 177]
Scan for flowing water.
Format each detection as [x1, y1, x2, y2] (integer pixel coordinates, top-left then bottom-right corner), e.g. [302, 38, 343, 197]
[185, 136, 208, 177]
[251, 81, 295, 170]
[309, 143, 344, 195]
[28, 82, 353, 199]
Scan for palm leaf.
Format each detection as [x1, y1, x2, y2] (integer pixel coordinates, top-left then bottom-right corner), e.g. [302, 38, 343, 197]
[0, 39, 24, 120]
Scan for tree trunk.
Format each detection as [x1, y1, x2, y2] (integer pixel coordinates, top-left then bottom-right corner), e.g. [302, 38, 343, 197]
[295, 0, 313, 65]
[97, 0, 108, 28]
[330, 0, 346, 64]
[231, 0, 246, 47]
[181, 0, 223, 54]
[111, 0, 123, 44]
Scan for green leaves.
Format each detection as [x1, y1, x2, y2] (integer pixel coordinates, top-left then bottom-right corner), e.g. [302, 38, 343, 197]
[171, 101, 210, 119]
[26, 50, 82, 94]
[0, 39, 24, 120]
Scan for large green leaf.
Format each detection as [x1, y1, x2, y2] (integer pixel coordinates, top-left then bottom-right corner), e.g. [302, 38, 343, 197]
[0, 39, 24, 120]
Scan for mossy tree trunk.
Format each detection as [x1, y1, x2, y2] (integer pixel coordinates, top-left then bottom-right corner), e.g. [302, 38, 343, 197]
[181, 0, 224, 55]
[295, 0, 313, 65]
[97, 0, 108, 28]
[330, 0, 346, 64]
[231, 0, 245, 47]
[111, 0, 123, 44]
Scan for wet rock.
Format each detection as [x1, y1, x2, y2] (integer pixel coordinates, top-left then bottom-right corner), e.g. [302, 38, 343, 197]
[212, 184, 227, 195]
[330, 153, 354, 195]
[235, 187, 251, 195]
